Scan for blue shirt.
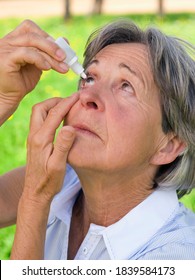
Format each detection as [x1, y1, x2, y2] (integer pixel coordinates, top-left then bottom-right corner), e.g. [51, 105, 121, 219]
[44, 165, 195, 260]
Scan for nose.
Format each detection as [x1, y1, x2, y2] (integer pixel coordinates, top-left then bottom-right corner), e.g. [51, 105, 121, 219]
[79, 84, 105, 112]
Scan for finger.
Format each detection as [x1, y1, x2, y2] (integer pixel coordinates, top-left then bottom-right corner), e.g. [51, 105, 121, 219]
[29, 97, 63, 137]
[29, 94, 79, 140]
[8, 33, 66, 62]
[38, 50, 69, 73]
[9, 47, 69, 73]
[9, 47, 52, 71]
[48, 126, 76, 173]
[5, 20, 50, 40]
[39, 93, 79, 140]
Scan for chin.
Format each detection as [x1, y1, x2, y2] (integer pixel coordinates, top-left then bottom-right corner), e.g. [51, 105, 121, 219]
[67, 145, 92, 169]
[67, 150, 105, 175]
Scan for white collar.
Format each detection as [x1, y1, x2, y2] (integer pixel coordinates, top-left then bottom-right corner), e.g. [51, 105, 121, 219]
[101, 188, 179, 259]
[48, 165, 80, 224]
[48, 166, 179, 260]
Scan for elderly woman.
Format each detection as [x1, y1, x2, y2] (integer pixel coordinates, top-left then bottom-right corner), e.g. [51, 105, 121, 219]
[1, 19, 195, 259]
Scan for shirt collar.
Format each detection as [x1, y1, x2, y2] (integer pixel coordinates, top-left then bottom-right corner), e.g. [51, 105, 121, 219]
[102, 188, 179, 259]
[48, 166, 179, 260]
[48, 165, 81, 224]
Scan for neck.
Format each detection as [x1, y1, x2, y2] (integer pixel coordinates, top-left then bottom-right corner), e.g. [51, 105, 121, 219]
[74, 167, 154, 227]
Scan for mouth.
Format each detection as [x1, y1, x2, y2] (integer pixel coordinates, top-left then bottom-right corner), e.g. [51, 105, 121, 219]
[72, 124, 99, 138]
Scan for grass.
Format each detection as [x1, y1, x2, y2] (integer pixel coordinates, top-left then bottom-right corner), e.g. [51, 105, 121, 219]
[0, 13, 195, 260]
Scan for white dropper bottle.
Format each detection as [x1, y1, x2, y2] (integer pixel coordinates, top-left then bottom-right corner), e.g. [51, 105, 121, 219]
[55, 37, 87, 79]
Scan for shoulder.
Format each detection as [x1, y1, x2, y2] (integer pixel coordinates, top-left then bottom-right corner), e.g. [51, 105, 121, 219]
[137, 242, 195, 260]
[135, 203, 195, 260]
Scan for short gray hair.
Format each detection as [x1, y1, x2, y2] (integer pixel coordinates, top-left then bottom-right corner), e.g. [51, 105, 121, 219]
[83, 19, 195, 198]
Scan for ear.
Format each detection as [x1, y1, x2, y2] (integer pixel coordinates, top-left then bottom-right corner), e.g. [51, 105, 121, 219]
[150, 135, 186, 166]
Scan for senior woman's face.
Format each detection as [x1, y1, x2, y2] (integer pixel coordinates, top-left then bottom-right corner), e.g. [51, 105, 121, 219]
[65, 43, 166, 175]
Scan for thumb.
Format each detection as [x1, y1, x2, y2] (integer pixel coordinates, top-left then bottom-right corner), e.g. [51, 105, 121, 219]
[49, 126, 76, 171]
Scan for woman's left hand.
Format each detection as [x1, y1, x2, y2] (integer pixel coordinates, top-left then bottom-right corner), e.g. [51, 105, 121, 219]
[11, 93, 79, 259]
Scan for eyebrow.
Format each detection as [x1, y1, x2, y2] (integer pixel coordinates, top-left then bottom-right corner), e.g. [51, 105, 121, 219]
[87, 60, 144, 86]
[119, 63, 144, 85]
[87, 59, 99, 68]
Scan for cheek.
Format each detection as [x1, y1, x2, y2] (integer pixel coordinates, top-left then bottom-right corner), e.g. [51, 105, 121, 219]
[107, 107, 159, 159]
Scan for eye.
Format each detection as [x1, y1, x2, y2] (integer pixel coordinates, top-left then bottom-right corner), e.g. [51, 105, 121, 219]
[121, 81, 134, 94]
[86, 76, 95, 85]
[80, 75, 95, 88]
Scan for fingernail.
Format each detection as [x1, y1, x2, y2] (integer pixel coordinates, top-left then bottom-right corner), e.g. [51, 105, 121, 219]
[56, 48, 66, 59]
[61, 126, 75, 139]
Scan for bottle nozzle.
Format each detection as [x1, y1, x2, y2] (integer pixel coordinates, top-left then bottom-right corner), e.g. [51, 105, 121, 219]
[55, 37, 86, 79]
[80, 72, 87, 79]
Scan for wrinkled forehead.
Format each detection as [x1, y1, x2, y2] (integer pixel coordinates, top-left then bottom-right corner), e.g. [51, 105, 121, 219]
[87, 43, 155, 86]
[87, 43, 151, 71]
[96, 42, 148, 55]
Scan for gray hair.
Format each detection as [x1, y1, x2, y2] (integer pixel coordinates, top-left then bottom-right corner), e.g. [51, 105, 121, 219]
[83, 19, 195, 198]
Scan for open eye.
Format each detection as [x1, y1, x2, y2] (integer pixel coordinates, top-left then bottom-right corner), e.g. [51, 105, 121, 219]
[80, 76, 95, 88]
[86, 76, 95, 85]
[121, 81, 134, 94]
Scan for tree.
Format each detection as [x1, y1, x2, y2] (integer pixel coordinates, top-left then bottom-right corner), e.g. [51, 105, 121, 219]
[93, 0, 104, 15]
[63, 0, 104, 20]
[64, 0, 71, 20]
[158, 0, 164, 17]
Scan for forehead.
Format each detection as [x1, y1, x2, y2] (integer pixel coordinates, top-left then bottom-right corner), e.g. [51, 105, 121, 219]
[88, 43, 154, 81]
[94, 43, 150, 66]
[88, 43, 156, 93]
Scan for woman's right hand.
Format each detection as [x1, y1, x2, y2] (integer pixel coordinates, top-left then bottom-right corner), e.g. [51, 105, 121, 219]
[0, 19, 68, 124]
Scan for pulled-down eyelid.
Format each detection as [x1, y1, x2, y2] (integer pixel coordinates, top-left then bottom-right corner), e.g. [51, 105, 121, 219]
[78, 60, 99, 87]
[78, 71, 96, 89]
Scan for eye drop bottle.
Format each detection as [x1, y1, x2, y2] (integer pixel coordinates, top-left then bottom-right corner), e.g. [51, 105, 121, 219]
[55, 37, 87, 79]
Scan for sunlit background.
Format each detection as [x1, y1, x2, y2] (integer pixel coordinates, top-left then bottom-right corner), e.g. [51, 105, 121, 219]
[1, 0, 195, 18]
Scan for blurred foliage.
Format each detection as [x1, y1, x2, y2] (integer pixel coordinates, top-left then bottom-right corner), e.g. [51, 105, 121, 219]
[0, 13, 195, 259]
[0, 226, 15, 260]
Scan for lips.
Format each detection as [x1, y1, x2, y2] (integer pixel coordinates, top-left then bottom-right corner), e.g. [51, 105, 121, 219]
[72, 123, 99, 138]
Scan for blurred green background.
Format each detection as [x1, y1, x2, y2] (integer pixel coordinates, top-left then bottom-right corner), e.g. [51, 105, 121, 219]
[0, 11, 195, 260]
